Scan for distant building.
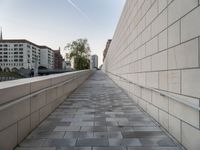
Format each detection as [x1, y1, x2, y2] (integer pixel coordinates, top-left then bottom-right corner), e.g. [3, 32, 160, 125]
[70, 57, 75, 69]
[40, 46, 54, 69]
[92, 55, 98, 69]
[0, 28, 2, 40]
[0, 39, 54, 72]
[54, 48, 64, 70]
[103, 39, 112, 62]
[63, 60, 71, 70]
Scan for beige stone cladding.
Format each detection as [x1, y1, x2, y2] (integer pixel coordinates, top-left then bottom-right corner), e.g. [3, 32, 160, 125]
[0, 70, 92, 150]
[103, 0, 200, 149]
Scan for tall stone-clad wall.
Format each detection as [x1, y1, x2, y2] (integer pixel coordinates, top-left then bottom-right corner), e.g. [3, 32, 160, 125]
[0, 70, 92, 150]
[103, 0, 200, 149]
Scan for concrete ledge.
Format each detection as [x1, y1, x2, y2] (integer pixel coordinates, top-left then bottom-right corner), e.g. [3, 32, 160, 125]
[0, 70, 92, 150]
[106, 71, 200, 150]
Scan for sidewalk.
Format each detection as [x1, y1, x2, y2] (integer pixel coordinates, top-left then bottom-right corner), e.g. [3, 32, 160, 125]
[16, 71, 182, 150]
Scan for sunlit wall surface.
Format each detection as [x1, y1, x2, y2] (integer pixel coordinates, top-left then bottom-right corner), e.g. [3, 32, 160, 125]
[103, 1, 200, 149]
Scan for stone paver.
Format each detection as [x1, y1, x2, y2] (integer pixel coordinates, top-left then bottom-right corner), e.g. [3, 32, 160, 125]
[16, 71, 182, 150]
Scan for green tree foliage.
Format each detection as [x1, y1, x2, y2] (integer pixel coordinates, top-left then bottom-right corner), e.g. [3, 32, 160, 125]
[65, 39, 91, 70]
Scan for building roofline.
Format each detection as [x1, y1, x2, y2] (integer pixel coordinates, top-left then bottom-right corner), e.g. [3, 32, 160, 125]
[0, 39, 54, 51]
[39, 45, 54, 51]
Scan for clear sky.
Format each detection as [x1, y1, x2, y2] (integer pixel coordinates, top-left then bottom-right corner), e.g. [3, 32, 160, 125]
[0, 0, 125, 66]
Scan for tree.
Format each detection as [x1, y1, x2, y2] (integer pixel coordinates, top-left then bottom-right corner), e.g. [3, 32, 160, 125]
[65, 39, 91, 70]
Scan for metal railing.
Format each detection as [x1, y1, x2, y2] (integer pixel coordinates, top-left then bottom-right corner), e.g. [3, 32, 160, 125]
[107, 71, 200, 111]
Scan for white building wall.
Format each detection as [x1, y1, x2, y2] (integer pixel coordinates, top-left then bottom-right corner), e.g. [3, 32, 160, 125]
[0, 41, 54, 71]
[70, 57, 76, 69]
[25, 44, 40, 70]
[103, 1, 200, 150]
[48, 49, 54, 69]
[40, 48, 54, 69]
[0, 42, 26, 71]
[40, 48, 48, 68]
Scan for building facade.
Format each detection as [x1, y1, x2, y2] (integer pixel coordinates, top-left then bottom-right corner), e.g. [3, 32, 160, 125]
[54, 49, 64, 70]
[40, 46, 54, 69]
[62, 60, 71, 70]
[103, 1, 200, 150]
[0, 39, 54, 71]
[103, 39, 112, 62]
[92, 55, 98, 68]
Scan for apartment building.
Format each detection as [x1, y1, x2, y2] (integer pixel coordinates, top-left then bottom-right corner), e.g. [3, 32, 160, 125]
[0, 39, 54, 71]
[40, 46, 54, 69]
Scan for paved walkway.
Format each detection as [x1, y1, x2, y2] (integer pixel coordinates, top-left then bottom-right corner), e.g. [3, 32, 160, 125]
[16, 71, 182, 150]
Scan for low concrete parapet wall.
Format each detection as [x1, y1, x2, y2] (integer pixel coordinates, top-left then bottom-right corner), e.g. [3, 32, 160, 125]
[0, 70, 92, 150]
[106, 71, 200, 150]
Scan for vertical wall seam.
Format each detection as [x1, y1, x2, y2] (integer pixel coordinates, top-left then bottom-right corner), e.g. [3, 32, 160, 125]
[198, 37, 200, 67]
[16, 121, 19, 144]
[166, 0, 170, 95]
[158, 109, 160, 124]
[180, 121, 182, 144]
[180, 70, 182, 95]
[179, 18, 182, 44]
[199, 99, 200, 129]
